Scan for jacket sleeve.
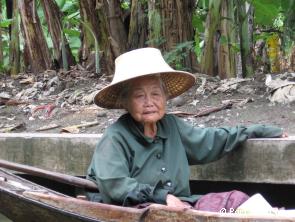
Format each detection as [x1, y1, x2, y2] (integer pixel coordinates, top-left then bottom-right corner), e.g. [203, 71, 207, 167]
[87, 134, 169, 206]
[172, 116, 283, 165]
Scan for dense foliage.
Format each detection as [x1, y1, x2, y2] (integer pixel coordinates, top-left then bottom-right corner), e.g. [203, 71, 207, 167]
[0, 0, 294, 76]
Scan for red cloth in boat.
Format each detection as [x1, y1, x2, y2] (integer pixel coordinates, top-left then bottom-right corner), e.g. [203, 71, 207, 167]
[133, 190, 249, 212]
[194, 190, 249, 212]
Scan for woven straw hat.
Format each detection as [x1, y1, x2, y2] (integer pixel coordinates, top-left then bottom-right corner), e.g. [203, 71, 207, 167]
[94, 48, 196, 109]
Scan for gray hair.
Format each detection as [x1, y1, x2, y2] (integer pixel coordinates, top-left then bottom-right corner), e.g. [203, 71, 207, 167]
[116, 75, 168, 109]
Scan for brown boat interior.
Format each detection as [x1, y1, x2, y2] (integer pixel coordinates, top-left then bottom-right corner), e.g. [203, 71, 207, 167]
[18, 173, 295, 209]
[1, 169, 295, 222]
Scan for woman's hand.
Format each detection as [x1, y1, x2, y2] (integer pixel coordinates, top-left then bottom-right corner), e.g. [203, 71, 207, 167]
[166, 194, 192, 209]
[281, 132, 288, 138]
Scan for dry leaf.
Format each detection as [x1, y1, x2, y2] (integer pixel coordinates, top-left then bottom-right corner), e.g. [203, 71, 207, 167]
[36, 124, 60, 132]
[0, 122, 25, 133]
[19, 76, 35, 84]
[60, 126, 80, 133]
[60, 121, 99, 133]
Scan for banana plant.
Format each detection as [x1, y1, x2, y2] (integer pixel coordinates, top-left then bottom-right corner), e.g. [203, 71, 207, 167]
[80, 21, 100, 74]
[0, 18, 12, 72]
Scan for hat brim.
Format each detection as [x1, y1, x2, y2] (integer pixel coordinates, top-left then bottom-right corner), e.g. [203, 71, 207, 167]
[93, 71, 196, 109]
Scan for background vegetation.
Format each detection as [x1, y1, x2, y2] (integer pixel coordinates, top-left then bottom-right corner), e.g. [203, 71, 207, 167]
[0, 0, 294, 78]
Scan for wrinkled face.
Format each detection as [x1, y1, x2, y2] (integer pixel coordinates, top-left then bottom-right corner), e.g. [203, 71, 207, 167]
[126, 76, 166, 124]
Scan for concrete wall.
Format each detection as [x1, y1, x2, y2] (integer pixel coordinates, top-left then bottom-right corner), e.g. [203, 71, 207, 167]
[0, 133, 101, 176]
[0, 133, 294, 184]
[190, 137, 295, 184]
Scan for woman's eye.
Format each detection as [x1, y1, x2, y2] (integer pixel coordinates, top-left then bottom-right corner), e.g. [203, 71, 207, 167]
[135, 94, 144, 98]
[152, 92, 161, 96]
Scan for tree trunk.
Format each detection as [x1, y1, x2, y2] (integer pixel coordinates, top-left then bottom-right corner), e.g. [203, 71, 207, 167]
[161, 0, 194, 50]
[148, 0, 196, 71]
[40, 0, 76, 70]
[237, 0, 254, 77]
[9, 0, 20, 75]
[5, 0, 13, 37]
[200, 0, 222, 76]
[107, 0, 128, 55]
[128, 0, 148, 49]
[18, 0, 51, 73]
[147, 0, 162, 47]
[0, 0, 3, 64]
[217, 0, 236, 79]
[291, 46, 295, 71]
[79, 0, 115, 75]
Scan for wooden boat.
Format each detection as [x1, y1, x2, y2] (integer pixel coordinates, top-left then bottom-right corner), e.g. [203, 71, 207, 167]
[0, 161, 294, 222]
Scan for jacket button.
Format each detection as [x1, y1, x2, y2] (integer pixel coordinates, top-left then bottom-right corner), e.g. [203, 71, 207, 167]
[156, 153, 161, 159]
[153, 137, 159, 143]
[161, 167, 166, 173]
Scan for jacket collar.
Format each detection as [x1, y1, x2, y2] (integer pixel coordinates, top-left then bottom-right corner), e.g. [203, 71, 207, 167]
[126, 113, 168, 143]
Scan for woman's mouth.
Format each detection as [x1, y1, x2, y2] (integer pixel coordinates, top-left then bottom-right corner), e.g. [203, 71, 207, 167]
[143, 111, 156, 115]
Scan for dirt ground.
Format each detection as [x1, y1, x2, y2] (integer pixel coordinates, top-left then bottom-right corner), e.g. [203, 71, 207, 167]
[0, 69, 294, 135]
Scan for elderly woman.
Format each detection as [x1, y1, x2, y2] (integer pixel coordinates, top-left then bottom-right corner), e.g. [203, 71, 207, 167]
[87, 48, 284, 211]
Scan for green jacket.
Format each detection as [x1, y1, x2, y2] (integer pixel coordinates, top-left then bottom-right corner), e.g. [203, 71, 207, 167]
[87, 113, 283, 206]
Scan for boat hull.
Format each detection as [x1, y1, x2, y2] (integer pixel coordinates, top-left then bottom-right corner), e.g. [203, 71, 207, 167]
[0, 169, 294, 222]
[0, 190, 99, 222]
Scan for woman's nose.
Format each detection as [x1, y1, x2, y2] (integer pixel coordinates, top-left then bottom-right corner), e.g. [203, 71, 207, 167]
[143, 95, 153, 106]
